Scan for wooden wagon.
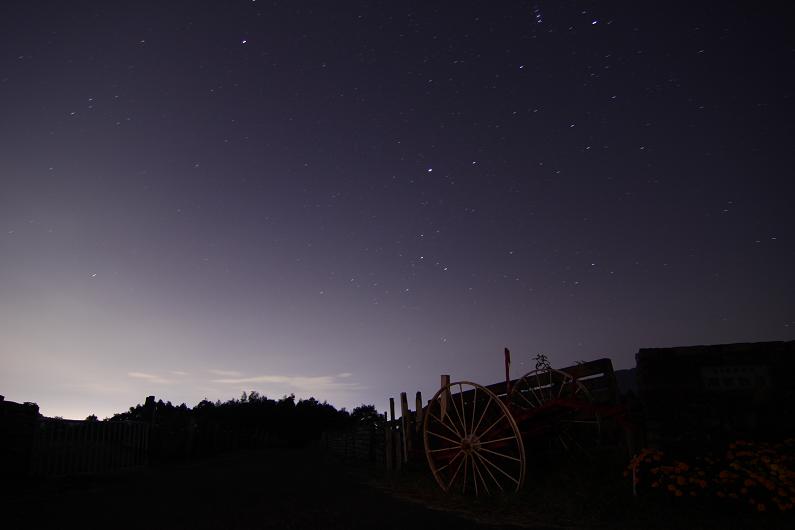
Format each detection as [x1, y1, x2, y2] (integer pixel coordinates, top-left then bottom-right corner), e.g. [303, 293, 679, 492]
[422, 350, 626, 495]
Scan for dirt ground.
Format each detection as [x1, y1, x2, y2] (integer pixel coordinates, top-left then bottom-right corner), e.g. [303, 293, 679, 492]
[2, 448, 792, 529]
[2, 448, 499, 530]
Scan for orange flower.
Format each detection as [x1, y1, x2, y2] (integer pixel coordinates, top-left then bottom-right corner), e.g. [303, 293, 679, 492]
[757, 503, 766, 512]
[677, 476, 687, 486]
[675, 490, 683, 497]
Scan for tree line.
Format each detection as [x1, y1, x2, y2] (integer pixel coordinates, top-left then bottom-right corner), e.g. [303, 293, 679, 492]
[95, 392, 382, 456]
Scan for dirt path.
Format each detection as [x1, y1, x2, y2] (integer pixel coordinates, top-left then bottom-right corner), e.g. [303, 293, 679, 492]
[4, 449, 515, 530]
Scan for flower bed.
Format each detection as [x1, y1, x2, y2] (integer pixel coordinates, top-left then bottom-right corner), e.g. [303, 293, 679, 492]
[627, 439, 795, 512]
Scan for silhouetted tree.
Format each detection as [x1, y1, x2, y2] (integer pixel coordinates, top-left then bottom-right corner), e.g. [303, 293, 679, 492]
[105, 391, 371, 459]
[350, 404, 382, 426]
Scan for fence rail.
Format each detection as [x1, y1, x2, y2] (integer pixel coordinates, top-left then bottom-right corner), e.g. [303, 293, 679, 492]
[322, 424, 382, 463]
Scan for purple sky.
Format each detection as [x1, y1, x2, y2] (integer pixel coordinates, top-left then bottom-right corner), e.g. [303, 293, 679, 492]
[1, 1, 793, 419]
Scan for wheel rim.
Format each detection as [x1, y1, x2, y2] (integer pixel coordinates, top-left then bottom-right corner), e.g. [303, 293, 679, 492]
[510, 368, 601, 452]
[423, 381, 525, 495]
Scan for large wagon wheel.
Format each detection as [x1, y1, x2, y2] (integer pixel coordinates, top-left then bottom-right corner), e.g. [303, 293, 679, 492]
[423, 381, 525, 495]
[509, 362, 601, 453]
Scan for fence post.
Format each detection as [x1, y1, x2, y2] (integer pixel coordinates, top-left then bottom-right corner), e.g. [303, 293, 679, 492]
[415, 391, 423, 433]
[400, 392, 410, 463]
[393, 427, 402, 472]
[384, 412, 393, 472]
[389, 397, 401, 470]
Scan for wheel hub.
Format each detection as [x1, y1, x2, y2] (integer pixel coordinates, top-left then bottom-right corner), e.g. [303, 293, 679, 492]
[460, 434, 480, 454]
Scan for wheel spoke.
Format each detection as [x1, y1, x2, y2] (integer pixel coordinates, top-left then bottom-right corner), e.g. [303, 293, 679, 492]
[429, 411, 462, 439]
[473, 451, 503, 491]
[479, 446, 521, 462]
[446, 451, 466, 491]
[477, 435, 517, 446]
[516, 389, 535, 408]
[472, 394, 491, 434]
[473, 456, 489, 495]
[459, 383, 468, 435]
[560, 430, 585, 452]
[427, 429, 462, 446]
[428, 445, 460, 453]
[436, 450, 463, 473]
[471, 454, 491, 495]
[448, 386, 467, 437]
[461, 452, 469, 493]
[527, 376, 544, 406]
[471, 455, 478, 496]
[470, 387, 477, 437]
[557, 376, 571, 399]
[476, 413, 507, 439]
[474, 451, 520, 485]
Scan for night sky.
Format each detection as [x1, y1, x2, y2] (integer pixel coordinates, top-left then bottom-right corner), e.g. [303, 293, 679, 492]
[1, 1, 793, 420]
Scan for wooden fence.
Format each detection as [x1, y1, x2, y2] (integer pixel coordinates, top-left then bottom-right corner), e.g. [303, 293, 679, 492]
[322, 424, 384, 464]
[29, 418, 150, 476]
[1, 399, 316, 478]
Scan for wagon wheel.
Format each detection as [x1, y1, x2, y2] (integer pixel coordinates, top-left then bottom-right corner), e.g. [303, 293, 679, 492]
[509, 366, 601, 453]
[423, 381, 525, 495]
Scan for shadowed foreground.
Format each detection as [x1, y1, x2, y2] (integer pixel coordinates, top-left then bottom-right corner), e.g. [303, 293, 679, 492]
[3, 448, 497, 530]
